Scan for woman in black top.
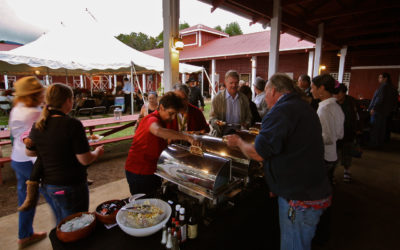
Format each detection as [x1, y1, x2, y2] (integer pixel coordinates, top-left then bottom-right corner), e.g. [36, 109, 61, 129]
[27, 83, 104, 224]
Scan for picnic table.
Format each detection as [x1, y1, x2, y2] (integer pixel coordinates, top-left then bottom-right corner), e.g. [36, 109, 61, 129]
[0, 114, 138, 184]
[82, 114, 138, 147]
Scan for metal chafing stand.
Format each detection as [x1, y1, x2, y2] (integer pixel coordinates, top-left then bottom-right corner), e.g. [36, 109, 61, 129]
[195, 130, 262, 184]
[156, 144, 242, 204]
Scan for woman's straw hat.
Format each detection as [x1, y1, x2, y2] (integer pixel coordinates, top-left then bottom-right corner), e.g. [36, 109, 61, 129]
[13, 76, 44, 97]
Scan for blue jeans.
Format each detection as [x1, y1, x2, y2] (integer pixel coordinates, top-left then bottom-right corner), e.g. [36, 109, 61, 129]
[11, 160, 56, 239]
[43, 183, 89, 224]
[278, 197, 323, 250]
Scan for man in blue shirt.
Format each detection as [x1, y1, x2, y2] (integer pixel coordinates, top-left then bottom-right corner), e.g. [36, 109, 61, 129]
[368, 73, 398, 148]
[225, 73, 331, 250]
[122, 77, 133, 114]
[209, 70, 252, 136]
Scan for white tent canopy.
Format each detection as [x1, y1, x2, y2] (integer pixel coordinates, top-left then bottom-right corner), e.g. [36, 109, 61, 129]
[0, 23, 202, 74]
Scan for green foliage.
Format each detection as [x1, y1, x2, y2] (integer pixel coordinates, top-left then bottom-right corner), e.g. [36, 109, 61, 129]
[224, 22, 243, 36]
[116, 32, 159, 51]
[179, 22, 190, 30]
[156, 22, 190, 49]
[214, 25, 223, 32]
[156, 31, 164, 48]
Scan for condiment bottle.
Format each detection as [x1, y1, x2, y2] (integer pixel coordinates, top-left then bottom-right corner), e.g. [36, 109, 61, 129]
[171, 218, 176, 234]
[175, 221, 181, 243]
[175, 204, 181, 220]
[179, 207, 187, 243]
[161, 225, 167, 245]
[172, 231, 180, 250]
[168, 200, 174, 227]
[188, 210, 198, 239]
[166, 228, 173, 249]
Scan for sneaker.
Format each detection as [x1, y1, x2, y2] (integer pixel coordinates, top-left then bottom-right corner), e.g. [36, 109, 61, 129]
[18, 232, 47, 249]
[344, 173, 352, 183]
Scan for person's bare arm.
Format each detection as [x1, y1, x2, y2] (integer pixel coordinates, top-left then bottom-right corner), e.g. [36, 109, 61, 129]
[25, 148, 37, 157]
[225, 134, 264, 162]
[76, 146, 104, 166]
[149, 122, 195, 144]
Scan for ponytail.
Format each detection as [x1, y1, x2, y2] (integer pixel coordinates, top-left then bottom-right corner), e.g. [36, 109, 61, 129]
[35, 83, 73, 131]
[35, 105, 51, 131]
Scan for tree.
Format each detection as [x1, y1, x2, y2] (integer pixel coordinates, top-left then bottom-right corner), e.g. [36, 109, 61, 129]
[156, 22, 190, 48]
[116, 32, 159, 51]
[224, 22, 243, 36]
[179, 22, 190, 30]
[214, 25, 223, 32]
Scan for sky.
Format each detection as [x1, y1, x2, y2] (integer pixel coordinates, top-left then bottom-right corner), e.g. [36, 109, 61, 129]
[0, 0, 266, 44]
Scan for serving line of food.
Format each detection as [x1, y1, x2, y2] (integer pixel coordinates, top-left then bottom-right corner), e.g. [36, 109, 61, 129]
[48, 125, 270, 249]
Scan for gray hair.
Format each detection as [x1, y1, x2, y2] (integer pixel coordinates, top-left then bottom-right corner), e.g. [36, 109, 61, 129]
[267, 73, 296, 93]
[172, 83, 190, 98]
[225, 70, 239, 80]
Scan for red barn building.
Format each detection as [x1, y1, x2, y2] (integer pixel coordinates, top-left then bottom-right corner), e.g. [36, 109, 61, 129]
[145, 24, 400, 100]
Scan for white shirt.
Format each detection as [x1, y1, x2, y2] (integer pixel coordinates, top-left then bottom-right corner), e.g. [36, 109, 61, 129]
[252, 91, 268, 117]
[122, 82, 133, 94]
[9, 103, 41, 162]
[317, 97, 345, 161]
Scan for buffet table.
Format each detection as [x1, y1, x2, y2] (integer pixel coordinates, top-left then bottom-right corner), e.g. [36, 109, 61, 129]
[49, 183, 280, 250]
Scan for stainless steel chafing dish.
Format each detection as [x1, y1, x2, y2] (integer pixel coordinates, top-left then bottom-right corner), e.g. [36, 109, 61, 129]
[195, 133, 261, 182]
[156, 144, 240, 201]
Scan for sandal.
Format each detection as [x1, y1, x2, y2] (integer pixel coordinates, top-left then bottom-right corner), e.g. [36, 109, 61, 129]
[344, 173, 352, 183]
[18, 232, 47, 249]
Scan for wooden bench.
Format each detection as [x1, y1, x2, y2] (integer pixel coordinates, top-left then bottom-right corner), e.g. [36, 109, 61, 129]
[89, 135, 133, 147]
[0, 156, 11, 184]
[0, 140, 11, 146]
[85, 125, 123, 134]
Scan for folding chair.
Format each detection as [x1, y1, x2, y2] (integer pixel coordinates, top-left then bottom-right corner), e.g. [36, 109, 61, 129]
[92, 106, 107, 118]
[76, 108, 93, 119]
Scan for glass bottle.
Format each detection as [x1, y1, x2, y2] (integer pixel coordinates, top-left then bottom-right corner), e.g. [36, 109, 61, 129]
[188, 209, 198, 239]
[114, 107, 121, 120]
[175, 204, 181, 220]
[166, 228, 173, 250]
[179, 207, 187, 243]
[161, 225, 167, 245]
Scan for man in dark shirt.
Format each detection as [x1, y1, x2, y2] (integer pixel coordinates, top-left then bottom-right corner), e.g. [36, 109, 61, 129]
[187, 77, 205, 111]
[298, 74, 319, 110]
[225, 73, 331, 250]
[368, 73, 398, 148]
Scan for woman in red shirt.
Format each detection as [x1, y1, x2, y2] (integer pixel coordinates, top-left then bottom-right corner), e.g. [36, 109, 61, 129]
[125, 92, 195, 196]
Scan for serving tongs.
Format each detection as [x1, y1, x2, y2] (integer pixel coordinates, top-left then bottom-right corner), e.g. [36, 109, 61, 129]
[120, 193, 146, 211]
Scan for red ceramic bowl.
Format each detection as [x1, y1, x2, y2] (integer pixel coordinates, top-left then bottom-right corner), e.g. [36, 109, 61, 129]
[95, 199, 122, 225]
[56, 212, 96, 243]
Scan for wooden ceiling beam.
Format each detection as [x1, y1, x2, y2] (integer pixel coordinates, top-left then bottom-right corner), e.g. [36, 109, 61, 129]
[347, 36, 400, 46]
[281, 0, 309, 7]
[198, 0, 340, 46]
[327, 17, 400, 31]
[307, 3, 400, 22]
[211, 0, 225, 13]
[335, 26, 400, 38]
